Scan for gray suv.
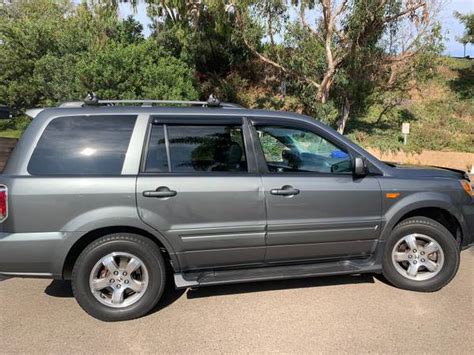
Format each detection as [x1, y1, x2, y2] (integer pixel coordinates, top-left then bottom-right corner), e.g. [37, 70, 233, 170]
[0, 97, 472, 321]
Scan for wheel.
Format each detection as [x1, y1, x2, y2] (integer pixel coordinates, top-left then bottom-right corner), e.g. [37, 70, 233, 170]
[382, 216, 460, 292]
[72, 233, 166, 321]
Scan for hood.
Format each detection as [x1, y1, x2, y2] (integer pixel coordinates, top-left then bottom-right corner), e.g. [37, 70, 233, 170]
[384, 162, 469, 180]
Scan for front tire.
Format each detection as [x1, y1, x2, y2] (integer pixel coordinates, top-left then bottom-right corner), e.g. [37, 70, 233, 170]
[383, 217, 460, 292]
[72, 233, 166, 321]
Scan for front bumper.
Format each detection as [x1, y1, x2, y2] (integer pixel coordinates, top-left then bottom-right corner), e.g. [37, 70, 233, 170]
[460, 201, 474, 249]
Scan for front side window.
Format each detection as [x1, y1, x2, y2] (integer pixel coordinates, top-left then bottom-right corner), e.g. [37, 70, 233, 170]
[256, 126, 352, 174]
[28, 115, 137, 175]
[145, 124, 247, 173]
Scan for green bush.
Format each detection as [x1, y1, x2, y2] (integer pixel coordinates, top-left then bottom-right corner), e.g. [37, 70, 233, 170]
[75, 41, 198, 101]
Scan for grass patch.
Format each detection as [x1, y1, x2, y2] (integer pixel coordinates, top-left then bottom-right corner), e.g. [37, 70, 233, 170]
[0, 116, 32, 139]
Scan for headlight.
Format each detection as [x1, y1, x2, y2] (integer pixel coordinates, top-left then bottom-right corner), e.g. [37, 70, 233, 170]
[460, 180, 473, 196]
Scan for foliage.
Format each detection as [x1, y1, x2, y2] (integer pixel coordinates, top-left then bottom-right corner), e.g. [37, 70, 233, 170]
[0, 116, 32, 139]
[147, 0, 252, 91]
[454, 11, 474, 46]
[75, 41, 197, 100]
[236, 0, 443, 133]
[0, 0, 197, 114]
[348, 58, 474, 153]
[0, 0, 471, 155]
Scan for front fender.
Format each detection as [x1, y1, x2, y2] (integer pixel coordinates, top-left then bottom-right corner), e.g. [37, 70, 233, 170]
[379, 191, 464, 241]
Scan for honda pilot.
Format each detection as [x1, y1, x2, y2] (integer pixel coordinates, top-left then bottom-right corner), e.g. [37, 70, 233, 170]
[0, 96, 472, 321]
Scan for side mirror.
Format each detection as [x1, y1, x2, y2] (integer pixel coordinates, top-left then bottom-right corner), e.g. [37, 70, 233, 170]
[353, 157, 368, 176]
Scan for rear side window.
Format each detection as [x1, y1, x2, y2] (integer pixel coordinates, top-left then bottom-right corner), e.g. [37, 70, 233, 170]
[144, 124, 247, 173]
[28, 115, 137, 176]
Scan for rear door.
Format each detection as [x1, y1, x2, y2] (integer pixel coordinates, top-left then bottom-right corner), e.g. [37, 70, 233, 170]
[250, 118, 383, 263]
[136, 116, 266, 271]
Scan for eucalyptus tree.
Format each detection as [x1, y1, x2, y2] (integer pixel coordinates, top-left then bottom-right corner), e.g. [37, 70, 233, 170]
[234, 0, 442, 133]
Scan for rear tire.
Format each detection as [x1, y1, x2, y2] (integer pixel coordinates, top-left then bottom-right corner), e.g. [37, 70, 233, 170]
[72, 233, 166, 321]
[382, 217, 460, 292]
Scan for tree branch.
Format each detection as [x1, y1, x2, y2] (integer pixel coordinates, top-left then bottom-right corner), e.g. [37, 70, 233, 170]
[334, 0, 348, 18]
[236, 10, 320, 89]
[240, 34, 320, 88]
[384, 1, 426, 23]
[299, 8, 323, 42]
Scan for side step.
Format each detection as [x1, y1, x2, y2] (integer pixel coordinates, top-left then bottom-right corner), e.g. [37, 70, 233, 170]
[174, 259, 382, 289]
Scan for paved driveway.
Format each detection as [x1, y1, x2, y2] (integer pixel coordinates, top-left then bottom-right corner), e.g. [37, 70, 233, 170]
[1, 249, 473, 353]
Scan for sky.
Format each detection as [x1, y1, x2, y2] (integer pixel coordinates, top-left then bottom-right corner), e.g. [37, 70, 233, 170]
[116, 0, 473, 57]
[437, 0, 474, 56]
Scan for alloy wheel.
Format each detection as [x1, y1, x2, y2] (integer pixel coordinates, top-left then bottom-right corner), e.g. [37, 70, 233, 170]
[89, 252, 149, 308]
[391, 233, 445, 281]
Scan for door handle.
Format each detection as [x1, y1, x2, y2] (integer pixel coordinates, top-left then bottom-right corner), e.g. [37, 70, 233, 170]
[143, 186, 177, 198]
[270, 185, 300, 196]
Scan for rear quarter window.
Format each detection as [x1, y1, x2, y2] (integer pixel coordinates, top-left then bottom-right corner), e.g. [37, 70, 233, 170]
[28, 115, 137, 176]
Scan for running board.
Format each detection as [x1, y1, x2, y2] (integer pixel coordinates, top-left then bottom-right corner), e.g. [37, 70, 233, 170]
[174, 259, 382, 289]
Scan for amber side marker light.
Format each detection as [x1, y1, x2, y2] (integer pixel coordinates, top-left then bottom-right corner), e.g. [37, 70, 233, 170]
[386, 192, 400, 199]
[460, 180, 473, 196]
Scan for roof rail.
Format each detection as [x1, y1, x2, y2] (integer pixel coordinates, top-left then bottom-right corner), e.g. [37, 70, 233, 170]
[59, 100, 243, 108]
[63, 93, 243, 109]
[27, 94, 243, 119]
[83, 99, 242, 108]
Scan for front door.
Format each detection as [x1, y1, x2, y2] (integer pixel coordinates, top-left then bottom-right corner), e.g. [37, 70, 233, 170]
[137, 117, 266, 271]
[251, 119, 382, 263]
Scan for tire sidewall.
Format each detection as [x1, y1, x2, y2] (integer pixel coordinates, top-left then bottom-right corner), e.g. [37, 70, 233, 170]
[383, 218, 460, 292]
[72, 235, 165, 321]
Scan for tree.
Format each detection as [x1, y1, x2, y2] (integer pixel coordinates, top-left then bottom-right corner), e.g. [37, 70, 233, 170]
[454, 11, 474, 57]
[0, 0, 197, 113]
[75, 41, 198, 100]
[114, 0, 252, 99]
[235, 0, 442, 133]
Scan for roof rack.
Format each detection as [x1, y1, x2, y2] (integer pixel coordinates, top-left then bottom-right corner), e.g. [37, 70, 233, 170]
[58, 93, 242, 109]
[26, 94, 243, 118]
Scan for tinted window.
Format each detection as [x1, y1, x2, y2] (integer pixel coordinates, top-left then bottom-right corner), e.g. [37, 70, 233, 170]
[28, 115, 137, 175]
[144, 125, 168, 172]
[144, 124, 247, 173]
[256, 126, 352, 174]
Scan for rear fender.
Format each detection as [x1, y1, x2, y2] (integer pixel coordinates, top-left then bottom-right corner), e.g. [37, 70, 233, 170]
[51, 206, 179, 276]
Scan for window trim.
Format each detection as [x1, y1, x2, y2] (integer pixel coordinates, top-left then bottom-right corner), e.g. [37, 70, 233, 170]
[249, 118, 356, 177]
[140, 116, 256, 176]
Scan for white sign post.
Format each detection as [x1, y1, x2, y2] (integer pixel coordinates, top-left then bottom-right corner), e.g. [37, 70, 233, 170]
[402, 122, 410, 145]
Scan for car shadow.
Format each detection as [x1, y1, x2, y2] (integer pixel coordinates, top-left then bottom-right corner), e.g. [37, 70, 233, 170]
[44, 280, 73, 298]
[44, 274, 187, 316]
[44, 273, 379, 315]
[187, 273, 376, 299]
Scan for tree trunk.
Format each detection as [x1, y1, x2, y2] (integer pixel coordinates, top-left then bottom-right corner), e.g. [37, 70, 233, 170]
[337, 97, 351, 134]
[376, 103, 394, 123]
[316, 69, 335, 103]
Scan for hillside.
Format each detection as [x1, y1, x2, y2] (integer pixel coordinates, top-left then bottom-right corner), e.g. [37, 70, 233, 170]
[348, 57, 473, 154]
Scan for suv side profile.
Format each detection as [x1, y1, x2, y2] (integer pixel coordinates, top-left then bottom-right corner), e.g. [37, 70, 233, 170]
[0, 98, 472, 321]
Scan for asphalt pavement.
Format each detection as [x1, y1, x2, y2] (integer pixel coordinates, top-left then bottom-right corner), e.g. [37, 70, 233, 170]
[1, 249, 473, 353]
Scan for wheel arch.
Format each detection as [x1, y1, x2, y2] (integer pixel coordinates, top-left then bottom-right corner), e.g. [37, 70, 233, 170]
[61, 226, 179, 280]
[381, 196, 464, 245]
